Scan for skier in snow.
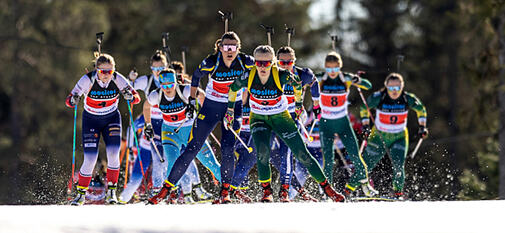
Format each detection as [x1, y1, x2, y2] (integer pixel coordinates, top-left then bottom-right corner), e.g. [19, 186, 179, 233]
[145, 69, 222, 204]
[66, 53, 141, 205]
[316, 52, 377, 197]
[225, 45, 344, 202]
[359, 73, 428, 199]
[148, 32, 254, 204]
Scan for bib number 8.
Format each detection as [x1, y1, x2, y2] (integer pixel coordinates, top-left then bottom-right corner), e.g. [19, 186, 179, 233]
[331, 97, 339, 106]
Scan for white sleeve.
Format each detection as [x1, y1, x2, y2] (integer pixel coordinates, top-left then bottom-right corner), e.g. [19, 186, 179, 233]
[183, 85, 191, 99]
[70, 75, 92, 96]
[133, 75, 149, 92]
[114, 72, 134, 91]
[147, 90, 161, 106]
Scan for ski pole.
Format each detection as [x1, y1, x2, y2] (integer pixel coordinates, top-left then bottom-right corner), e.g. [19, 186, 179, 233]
[209, 132, 222, 148]
[285, 25, 295, 47]
[308, 118, 319, 136]
[225, 124, 253, 153]
[174, 118, 188, 133]
[298, 120, 313, 142]
[335, 145, 352, 175]
[218, 10, 232, 33]
[260, 24, 274, 46]
[409, 138, 423, 159]
[126, 101, 146, 178]
[150, 138, 165, 162]
[161, 32, 173, 68]
[67, 104, 78, 195]
[359, 139, 367, 156]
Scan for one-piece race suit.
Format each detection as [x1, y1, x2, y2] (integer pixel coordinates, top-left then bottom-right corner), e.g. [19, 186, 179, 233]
[148, 85, 222, 188]
[317, 72, 372, 189]
[69, 71, 136, 189]
[360, 90, 427, 192]
[228, 66, 327, 184]
[163, 53, 254, 187]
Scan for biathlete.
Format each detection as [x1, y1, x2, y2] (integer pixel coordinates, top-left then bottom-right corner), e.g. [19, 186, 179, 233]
[360, 73, 428, 199]
[148, 32, 254, 204]
[225, 45, 344, 202]
[146, 70, 223, 204]
[66, 53, 141, 205]
[316, 52, 377, 197]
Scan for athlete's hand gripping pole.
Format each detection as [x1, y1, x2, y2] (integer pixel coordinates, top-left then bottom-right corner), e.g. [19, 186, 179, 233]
[223, 109, 253, 153]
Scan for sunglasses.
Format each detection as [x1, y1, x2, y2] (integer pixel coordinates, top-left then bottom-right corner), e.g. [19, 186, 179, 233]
[387, 86, 402, 92]
[151, 66, 166, 72]
[278, 60, 295, 66]
[161, 83, 176, 89]
[325, 67, 341, 73]
[255, 60, 273, 68]
[97, 69, 114, 75]
[222, 44, 238, 52]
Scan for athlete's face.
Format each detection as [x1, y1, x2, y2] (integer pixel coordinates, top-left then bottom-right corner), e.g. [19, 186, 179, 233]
[278, 53, 295, 71]
[325, 61, 341, 79]
[151, 60, 166, 77]
[386, 79, 403, 100]
[96, 63, 114, 83]
[220, 39, 240, 63]
[161, 82, 176, 97]
[254, 52, 274, 77]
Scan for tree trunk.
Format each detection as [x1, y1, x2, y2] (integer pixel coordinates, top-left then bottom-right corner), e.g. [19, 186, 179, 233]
[498, 9, 505, 199]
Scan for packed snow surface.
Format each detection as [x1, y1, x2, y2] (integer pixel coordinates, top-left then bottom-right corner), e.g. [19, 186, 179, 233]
[1, 200, 502, 233]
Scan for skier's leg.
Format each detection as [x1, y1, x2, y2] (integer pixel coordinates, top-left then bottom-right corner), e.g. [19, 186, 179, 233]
[218, 100, 242, 184]
[78, 112, 101, 189]
[250, 115, 273, 183]
[319, 118, 337, 183]
[195, 140, 222, 183]
[230, 131, 256, 188]
[389, 131, 409, 192]
[336, 116, 368, 188]
[119, 146, 151, 202]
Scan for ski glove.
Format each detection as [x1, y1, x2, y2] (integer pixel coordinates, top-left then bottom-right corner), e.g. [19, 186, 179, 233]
[361, 124, 371, 140]
[65, 94, 80, 108]
[122, 88, 140, 104]
[144, 123, 154, 141]
[418, 126, 429, 139]
[312, 104, 321, 119]
[223, 108, 234, 130]
[295, 103, 303, 120]
[186, 97, 196, 119]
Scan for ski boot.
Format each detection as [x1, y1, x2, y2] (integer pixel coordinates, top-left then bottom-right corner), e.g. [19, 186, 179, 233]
[394, 191, 405, 201]
[278, 184, 290, 203]
[148, 183, 174, 205]
[193, 183, 213, 201]
[361, 182, 379, 197]
[298, 187, 318, 202]
[231, 188, 253, 203]
[320, 180, 345, 202]
[105, 182, 119, 204]
[70, 186, 87, 206]
[184, 193, 195, 204]
[212, 183, 231, 204]
[260, 182, 273, 203]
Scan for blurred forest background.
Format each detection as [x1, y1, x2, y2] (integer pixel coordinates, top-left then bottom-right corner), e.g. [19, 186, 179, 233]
[1, 0, 504, 204]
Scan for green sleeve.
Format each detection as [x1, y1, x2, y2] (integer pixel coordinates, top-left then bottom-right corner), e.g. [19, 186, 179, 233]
[360, 91, 382, 122]
[227, 72, 249, 109]
[406, 92, 427, 125]
[343, 73, 372, 90]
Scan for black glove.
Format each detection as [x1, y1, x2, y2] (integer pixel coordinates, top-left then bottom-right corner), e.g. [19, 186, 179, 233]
[351, 74, 361, 84]
[418, 126, 429, 139]
[361, 124, 371, 140]
[122, 88, 134, 101]
[144, 123, 154, 141]
[66, 94, 81, 108]
[186, 97, 196, 119]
